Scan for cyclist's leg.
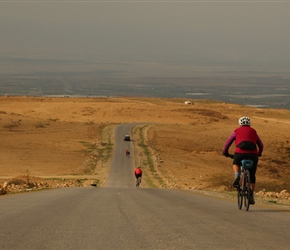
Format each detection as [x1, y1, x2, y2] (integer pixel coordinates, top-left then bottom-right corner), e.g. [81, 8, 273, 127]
[249, 170, 256, 205]
[135, 174, 141, 186]
[250, 160, 257, 200]
[233, 164, 240, 173]
[232, 154, 243, 187]
[250, 169, 256, 193]
[245, 154, 258, 204]
[232, 164, 240, 187]
[247, 154, 258, 192]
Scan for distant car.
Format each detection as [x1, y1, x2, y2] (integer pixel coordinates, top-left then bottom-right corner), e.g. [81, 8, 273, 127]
[124, 135, 131, 141]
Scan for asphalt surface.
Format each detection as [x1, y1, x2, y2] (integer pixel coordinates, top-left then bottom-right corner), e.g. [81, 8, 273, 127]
[1, 124, 290, 250]
[104, 123, 135, 188]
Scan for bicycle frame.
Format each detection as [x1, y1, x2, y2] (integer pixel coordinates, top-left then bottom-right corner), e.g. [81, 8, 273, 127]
[237, 159, 253, 211]
[136, 177, 141, 188]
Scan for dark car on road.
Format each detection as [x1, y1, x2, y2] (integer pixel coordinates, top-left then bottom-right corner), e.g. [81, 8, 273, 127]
[124, 135, 131, 141]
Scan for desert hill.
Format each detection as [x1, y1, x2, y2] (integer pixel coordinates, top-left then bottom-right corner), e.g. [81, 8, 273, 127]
[1, 96, 290, 203]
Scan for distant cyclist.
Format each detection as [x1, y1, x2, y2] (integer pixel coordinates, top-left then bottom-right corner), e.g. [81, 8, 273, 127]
[223, 116, 264, 204]
[134, 166, 142, 187]
[126, 149, 130, 157]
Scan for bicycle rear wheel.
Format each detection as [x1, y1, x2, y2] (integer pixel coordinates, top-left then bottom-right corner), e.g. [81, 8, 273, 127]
[237, 187, 243, 210]
[244, 170, 251, 211]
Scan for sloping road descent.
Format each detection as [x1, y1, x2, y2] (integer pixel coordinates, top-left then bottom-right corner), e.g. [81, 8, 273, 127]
[1, 124, 290, 249]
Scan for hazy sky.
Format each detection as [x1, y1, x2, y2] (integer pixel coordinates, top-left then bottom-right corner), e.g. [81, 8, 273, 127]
[1, 1, 290, 69]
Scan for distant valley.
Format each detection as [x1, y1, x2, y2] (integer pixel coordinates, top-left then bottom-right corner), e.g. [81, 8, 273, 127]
[1, 58, 289, 109]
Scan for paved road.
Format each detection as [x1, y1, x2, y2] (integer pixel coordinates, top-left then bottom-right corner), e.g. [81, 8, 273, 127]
[104, 123, 135, 188]
[1, 124, 290, 249]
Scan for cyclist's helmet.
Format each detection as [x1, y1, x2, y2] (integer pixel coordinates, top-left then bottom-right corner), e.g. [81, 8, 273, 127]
[238, 116, 251, 126]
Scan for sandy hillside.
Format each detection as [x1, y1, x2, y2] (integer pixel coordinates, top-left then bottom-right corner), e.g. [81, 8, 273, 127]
[1, 96, 290, 200]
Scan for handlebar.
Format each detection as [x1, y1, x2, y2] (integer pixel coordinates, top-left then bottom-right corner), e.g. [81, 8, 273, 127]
[224, 153, 261, 159]
[223, 151, 234, 159]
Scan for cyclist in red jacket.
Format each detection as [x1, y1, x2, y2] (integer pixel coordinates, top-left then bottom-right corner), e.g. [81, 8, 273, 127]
[126, 149, 130, 157]
[223, 116, 263, 204]
[134, 166, 142, 186]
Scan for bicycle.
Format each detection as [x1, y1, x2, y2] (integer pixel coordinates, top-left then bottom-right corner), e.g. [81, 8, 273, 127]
[136, 176, 141, 188]
[228, 154, 253, 211]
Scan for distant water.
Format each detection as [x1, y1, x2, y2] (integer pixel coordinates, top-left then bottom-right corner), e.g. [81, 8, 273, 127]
[1, 77, 289, 110]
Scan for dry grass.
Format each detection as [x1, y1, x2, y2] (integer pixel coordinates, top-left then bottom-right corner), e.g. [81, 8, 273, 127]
[1, 96, 290, 195]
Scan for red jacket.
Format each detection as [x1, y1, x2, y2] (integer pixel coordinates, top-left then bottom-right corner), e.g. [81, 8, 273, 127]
[134, 168, 142, 175]
[223, 125, 263, 155]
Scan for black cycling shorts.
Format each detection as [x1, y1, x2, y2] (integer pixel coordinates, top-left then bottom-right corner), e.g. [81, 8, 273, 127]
[135, 174, 142, 179]
[233, 153, 258, 184]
